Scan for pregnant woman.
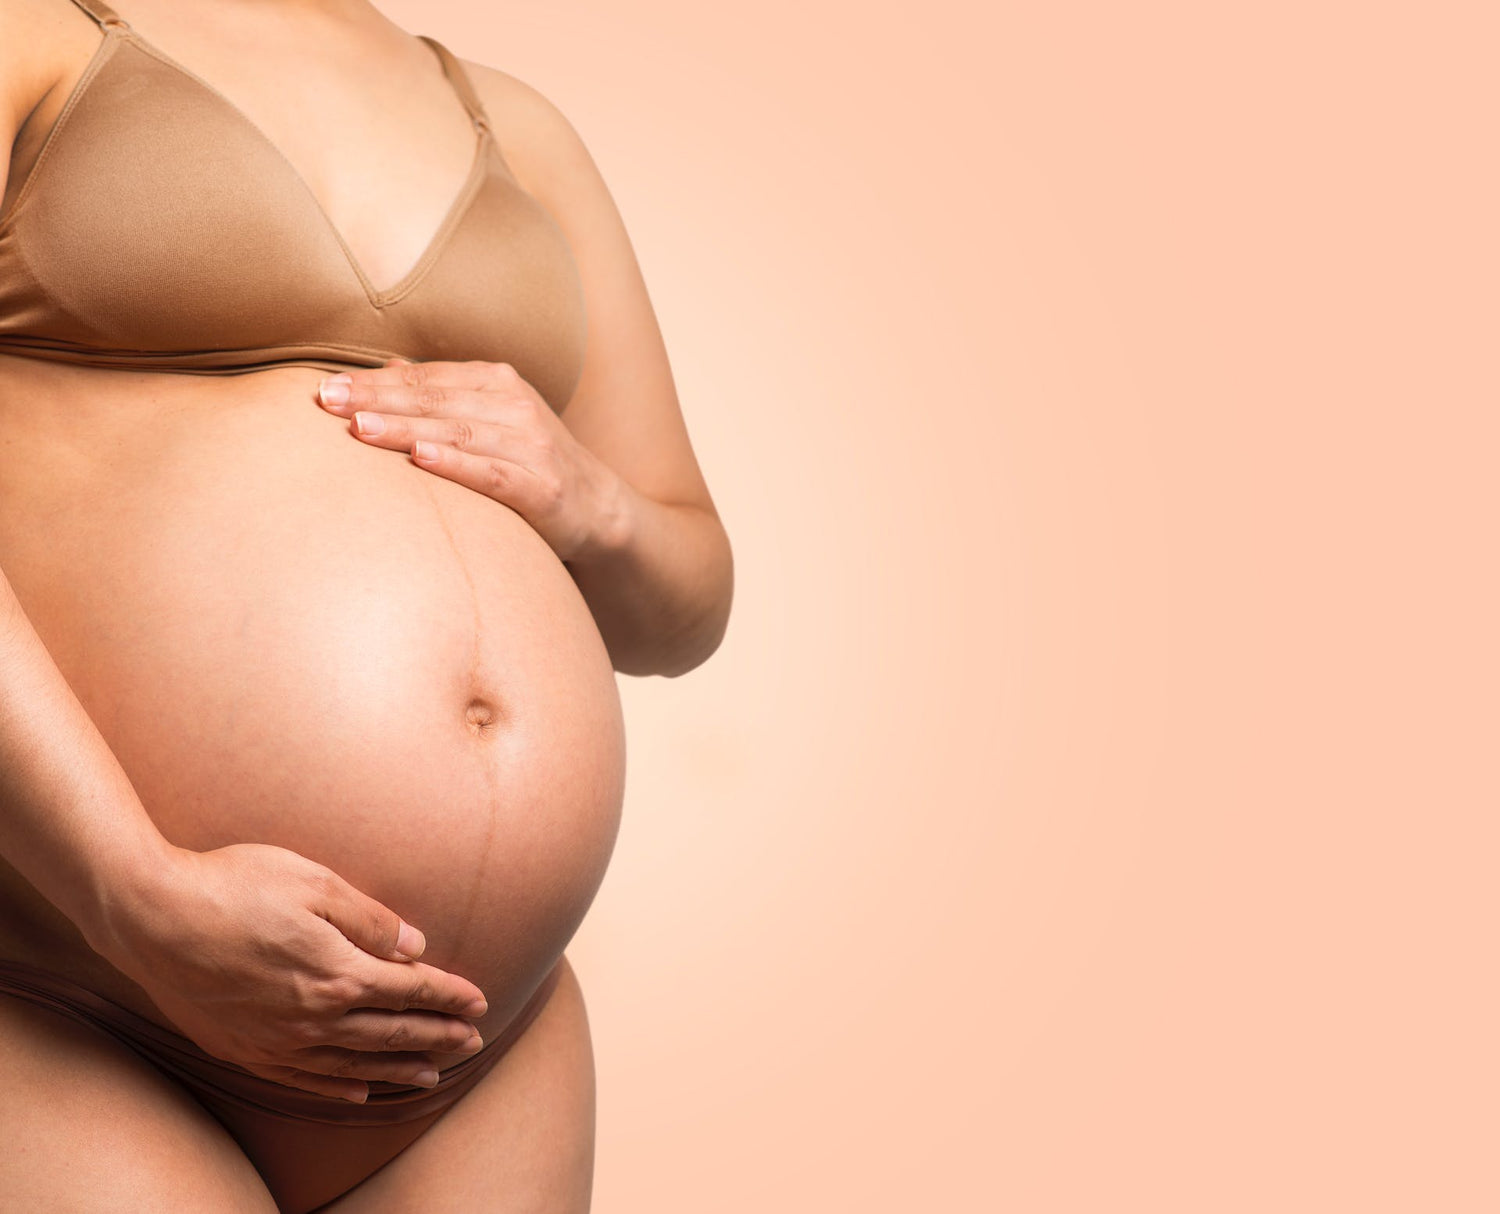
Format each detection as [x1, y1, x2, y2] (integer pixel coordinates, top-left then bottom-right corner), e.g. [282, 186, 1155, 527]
[0, 0, 732, 1209]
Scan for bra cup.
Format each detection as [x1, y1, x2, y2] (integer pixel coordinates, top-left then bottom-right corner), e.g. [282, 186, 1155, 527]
[0, 41, 587, 389]
[8, 45, 355, 350]
[403, 150, 587, 412]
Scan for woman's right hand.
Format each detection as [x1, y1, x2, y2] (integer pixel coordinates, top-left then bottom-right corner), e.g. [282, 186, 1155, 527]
[86, 841, 489, 1102]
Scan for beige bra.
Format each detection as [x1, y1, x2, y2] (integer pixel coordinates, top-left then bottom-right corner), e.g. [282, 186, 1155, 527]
[0, 0, 586, 409]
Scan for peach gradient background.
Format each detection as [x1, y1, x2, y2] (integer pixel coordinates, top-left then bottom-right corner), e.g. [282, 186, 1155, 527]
[387, 2, 1499, 1210]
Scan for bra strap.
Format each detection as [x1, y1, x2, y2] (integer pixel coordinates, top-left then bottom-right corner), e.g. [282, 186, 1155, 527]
[417, 35, 493, 134]
[65, 0, 129, 30]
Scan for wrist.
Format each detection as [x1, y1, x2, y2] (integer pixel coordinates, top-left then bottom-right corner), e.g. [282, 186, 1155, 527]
[570, 464, 638, 566]
[77, 835, 192, 968]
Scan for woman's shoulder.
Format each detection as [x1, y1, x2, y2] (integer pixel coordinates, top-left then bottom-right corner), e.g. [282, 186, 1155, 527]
[2, 0, 73, 115]
[2, 0, 95, 180]
[456, 58, 607, 210]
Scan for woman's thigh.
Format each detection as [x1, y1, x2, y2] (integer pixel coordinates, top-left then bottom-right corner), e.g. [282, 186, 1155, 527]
[0, 993, 278, 1213]
[321, 954, 596, 1214]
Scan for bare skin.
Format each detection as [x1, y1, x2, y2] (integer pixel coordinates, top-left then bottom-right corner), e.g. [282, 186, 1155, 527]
[0, 955, 596, 1212]
[0, 0, 732, 1207]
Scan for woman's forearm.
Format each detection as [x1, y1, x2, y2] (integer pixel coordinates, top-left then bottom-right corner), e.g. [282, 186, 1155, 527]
[0, 562, 172, 953]
[564, 479, 733, 678]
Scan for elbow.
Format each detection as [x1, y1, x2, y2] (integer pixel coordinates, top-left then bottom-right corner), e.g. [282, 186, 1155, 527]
[621, 526, 734, 679]
[660, 593, 732, 679]
[668, 525, 734, 677]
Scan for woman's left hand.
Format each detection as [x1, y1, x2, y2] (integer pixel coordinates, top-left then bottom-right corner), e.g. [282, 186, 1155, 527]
[316, 358, 623, 563]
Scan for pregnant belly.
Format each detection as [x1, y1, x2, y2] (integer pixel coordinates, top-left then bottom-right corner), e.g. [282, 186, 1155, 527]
[0, 362, 625, 1048]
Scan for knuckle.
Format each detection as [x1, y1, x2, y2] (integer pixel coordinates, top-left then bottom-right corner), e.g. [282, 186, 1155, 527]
[287, 970, 321, 1010]
[490, 361, 518, 384]
[482, 460, 510, 494]
[540, 472, 563, 508]
[367, 907, 399, 955]
[383, 1023, 414, 1051]
[400, 363, 427, 387]
[447, 419, 476, 451]
[414, 386, 446, 415]
[407, 978, 433, 1010]
[326, 1052, 359, 1079]
[320, 975, 360, 1010]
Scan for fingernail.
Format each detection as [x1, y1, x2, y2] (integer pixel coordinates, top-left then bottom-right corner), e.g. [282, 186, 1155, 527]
[319, 379, 350, 406]
[345, 1087, 369, 1104]
[414, 1069, 440, 1088]
[461, 1031, 484, 1054]
[395, 920, 425, 960]
[412, 441, 439, 462]
[463, 999, 488, 1018]
[354, 412, 384, 436]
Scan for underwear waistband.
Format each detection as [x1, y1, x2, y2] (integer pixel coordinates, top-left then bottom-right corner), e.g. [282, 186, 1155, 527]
[0, 956, 563, 1126]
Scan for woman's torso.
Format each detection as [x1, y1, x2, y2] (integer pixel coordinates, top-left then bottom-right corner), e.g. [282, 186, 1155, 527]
[0, 0, 625, 1062]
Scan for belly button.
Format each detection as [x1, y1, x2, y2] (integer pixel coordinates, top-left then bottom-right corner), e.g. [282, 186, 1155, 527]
[464, 696, 501, 736]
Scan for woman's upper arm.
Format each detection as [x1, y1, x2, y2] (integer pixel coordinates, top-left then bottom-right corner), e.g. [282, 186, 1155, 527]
[468, 64, 717, 515]
[1, 0, 74, 213]
[0, 1, 28, 206]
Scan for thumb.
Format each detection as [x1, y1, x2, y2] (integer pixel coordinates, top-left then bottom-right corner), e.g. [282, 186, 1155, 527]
[317, 875, 426, 962]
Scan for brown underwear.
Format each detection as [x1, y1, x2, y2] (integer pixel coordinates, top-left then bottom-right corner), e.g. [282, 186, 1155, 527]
[0, 957, 564, 1212]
